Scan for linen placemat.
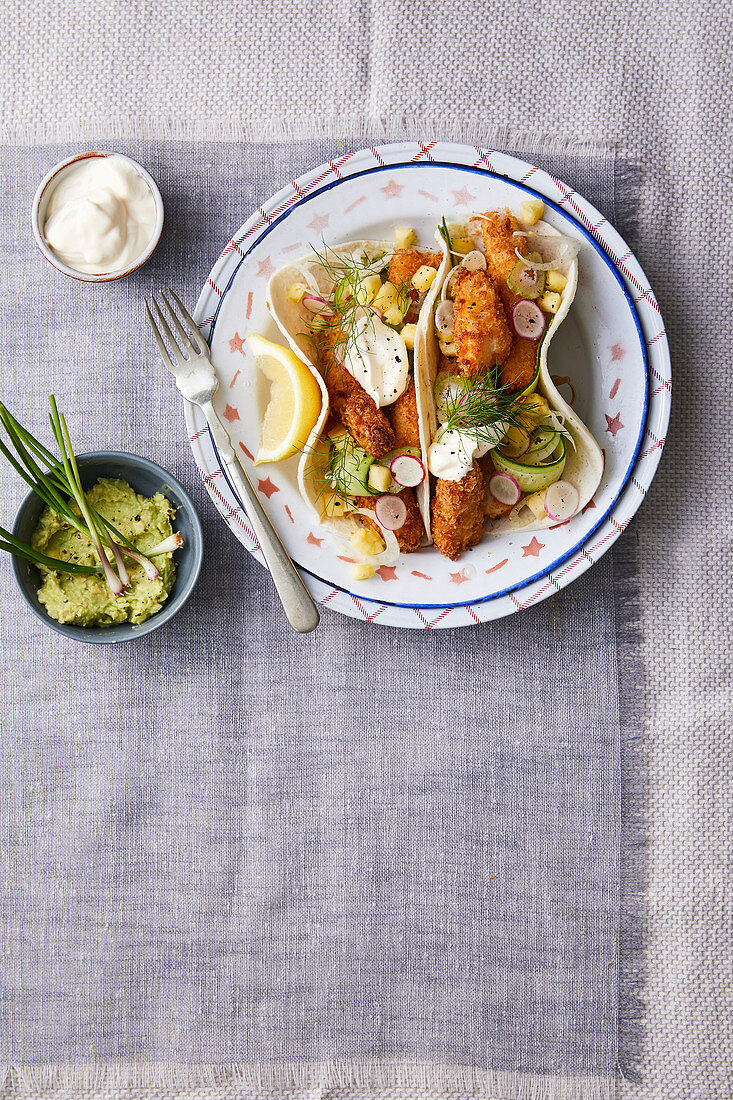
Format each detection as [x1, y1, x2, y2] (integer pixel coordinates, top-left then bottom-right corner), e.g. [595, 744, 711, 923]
[0, 139, 643, 1099]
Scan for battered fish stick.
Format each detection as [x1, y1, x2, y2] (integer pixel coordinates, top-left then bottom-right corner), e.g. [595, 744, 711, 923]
[451, 267, 512, 376]
[388, 248, 443, 322]
[480, 209, 537, 392]
[389, 375, 421, 448]
[321, 330, 395, 459]
[431, 462, 486, 560]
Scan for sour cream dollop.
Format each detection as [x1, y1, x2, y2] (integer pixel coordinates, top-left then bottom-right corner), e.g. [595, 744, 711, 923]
[343, 312, 409, 407]
[42, 156, 157, 274]
[428, 423, 507, 481]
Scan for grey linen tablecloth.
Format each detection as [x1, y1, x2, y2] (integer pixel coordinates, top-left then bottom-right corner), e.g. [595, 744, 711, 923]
[0, 140, 644, 1100]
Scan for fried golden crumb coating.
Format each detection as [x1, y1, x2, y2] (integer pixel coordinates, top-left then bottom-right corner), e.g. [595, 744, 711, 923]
[431, 462, 486, 560]
[478, 453, 514, 519]
[355, 489, 424, 553]
[480, 208, 527, 314]
[480, 209, 538, 392]
[498, 299, 539, 392]
[388, 248, 443, 321]
[389, 374, 421, 448]
[451, 267, 512, 377]
[320, 329, 395, 459]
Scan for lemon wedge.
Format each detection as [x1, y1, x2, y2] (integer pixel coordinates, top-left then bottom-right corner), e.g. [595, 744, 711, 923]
[247, 334, 322, 464]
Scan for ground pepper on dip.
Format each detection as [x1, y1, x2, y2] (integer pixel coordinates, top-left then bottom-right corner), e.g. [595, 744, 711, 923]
[31, 477, 176, 626]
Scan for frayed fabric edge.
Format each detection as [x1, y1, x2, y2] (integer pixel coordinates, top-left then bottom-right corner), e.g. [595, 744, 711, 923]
[0, 113, 615, 162]
[2, 1062, 615, 1100]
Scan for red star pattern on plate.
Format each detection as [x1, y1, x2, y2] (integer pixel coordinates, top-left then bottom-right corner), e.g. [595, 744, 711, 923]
[229, 332, 245, 355]
[306, 531, 323, 546]
[257, 256, 275, 278]
[238, 441, 254, 461]
[381, 180, 404, 199]
[521, 537, 544, 558]
[411, 570, 432, 580]
[307, 213, 330, 231]
[609, 377, 621, 399]
[605, 411, 624, 437]
[223, 404, 240, 422]
[257, 477, 279, 499]
[610, 342, 626, 361]
[451, 186, 476, 205]
[449, 569, 470, 584]
[376, 565, 397, 581]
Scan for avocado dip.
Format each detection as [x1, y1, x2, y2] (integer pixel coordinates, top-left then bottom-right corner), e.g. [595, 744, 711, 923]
[31, 477, 176, 627]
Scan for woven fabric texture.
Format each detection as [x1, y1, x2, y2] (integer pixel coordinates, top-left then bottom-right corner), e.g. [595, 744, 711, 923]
[0, 0, 731, 1096]
[0, 140, 640, 1100]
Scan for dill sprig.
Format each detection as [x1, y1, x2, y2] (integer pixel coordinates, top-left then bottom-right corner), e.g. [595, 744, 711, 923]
[304, 242, 409, 372]
[441, 371, 528, 444]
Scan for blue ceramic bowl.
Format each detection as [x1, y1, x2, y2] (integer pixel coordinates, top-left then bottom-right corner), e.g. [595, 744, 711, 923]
[11, 451, 203, 644]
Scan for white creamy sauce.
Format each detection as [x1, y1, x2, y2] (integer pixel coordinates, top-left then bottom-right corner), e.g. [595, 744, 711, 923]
[428, 422, 507, 481]
[343, 313, 409, 407]
[43, 156, 157, 274]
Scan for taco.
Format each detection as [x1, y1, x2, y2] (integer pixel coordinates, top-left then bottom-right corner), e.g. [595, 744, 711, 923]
[267, 237, 443, 568]
[415, 206, 604, 560]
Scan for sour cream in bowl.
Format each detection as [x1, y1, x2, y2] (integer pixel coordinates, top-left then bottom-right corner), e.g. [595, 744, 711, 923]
[31, 152, 164, 282]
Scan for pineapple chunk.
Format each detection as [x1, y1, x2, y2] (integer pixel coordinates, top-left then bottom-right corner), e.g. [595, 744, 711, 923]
[372, 280, 399, 312]
[411, 265, 437, 293]
[546, 269, 568, 293]
[384, 304, 406, 327]
[520, 198, 545, 225]
[539, 290, 562, 314]
[518, 393, 550, 426]
[524, 490, 548, 519]
[321, 491, 348, 518]
[438, 337, 457, 357]
[287, 282, 307, 303]
[395, 227, 417, 248]
[355, 273, 383, 304]
[351, 563, 374, 581]
[368, 464, 393, 493]
[451, 236, 475, 255]
[328, 425, 349, 445]
[350, 527, 385, 557]
[400, 322, 417, 349]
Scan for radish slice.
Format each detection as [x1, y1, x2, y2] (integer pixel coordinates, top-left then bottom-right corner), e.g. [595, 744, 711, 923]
[374, 494, 407, 531]
[489, 472, 521, 506]
[461, 250, 487, 271]
[435, 300, 455, 336]
[544, 480, 580, 522]
[302, 294, 332, 313]
[389, 454, 426, 487]
[511, 299, 546, 340]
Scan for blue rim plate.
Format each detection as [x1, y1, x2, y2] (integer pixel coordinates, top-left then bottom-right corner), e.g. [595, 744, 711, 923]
[185, 143, 670, 629]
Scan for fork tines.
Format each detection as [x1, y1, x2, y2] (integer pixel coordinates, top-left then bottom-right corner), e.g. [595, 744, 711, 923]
[145, 290, 207, 370]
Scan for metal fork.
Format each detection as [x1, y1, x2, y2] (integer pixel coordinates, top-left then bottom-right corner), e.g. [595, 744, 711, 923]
[145, 291, 319, 634]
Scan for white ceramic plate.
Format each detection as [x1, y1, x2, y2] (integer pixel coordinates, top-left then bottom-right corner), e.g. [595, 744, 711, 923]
[187, 142, 671, 628]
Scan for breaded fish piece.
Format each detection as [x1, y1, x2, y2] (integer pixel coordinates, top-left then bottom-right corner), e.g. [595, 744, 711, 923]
[431, 462, 486, 560]
[498, 298, 539, 392]
[480, 210, 538, 390]
[480, 208, 528, 314]
[451, 267, 512, 376]
[389, 374, 420, 448]
[321, 330, 395, 459]
[388, 248, 443, 322]
[356, 489, 424, 553]
[478, 453, 514, 518]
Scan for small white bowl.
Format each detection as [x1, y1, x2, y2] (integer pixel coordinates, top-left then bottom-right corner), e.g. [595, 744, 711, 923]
[31, 151, 165, 282]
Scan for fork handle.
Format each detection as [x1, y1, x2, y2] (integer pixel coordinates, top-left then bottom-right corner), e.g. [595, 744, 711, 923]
[202, 403, 320, 634]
